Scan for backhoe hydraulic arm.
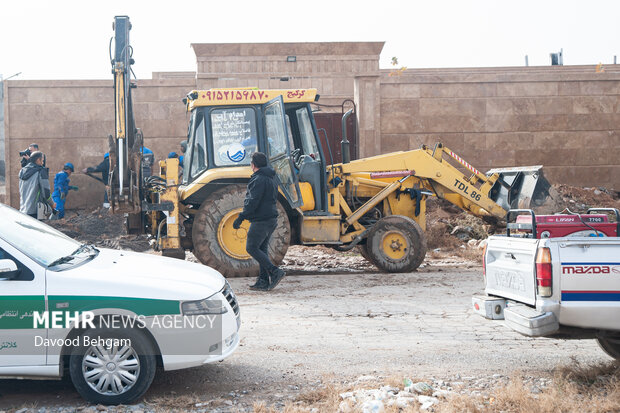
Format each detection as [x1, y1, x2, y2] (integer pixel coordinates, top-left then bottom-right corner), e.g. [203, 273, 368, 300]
[339, 143, 550, 219]
[108, 15, 142, 214]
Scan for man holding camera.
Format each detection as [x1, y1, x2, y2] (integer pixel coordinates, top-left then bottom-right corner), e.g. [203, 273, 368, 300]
[19, 143, 43, 168]
[19, 151, 55, 219]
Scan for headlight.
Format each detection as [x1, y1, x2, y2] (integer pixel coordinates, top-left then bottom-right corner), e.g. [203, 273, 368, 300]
[182, 297, 228, 315]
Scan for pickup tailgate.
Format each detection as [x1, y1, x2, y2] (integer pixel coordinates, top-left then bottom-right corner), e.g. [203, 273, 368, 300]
[485, 236, 539, 305]
[557, 238, 620, 330]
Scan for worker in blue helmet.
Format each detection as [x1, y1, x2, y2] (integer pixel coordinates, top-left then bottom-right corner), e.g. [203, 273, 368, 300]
[51, 162, 78, 219]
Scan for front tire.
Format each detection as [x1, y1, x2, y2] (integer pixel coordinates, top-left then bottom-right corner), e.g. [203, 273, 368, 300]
[192, 185, 290, 278]
[69, 327, 156, 405]
[365, 215, 427, 273]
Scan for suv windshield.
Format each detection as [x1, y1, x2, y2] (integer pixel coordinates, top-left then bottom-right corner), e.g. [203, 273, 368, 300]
[0, 204, 82, 267]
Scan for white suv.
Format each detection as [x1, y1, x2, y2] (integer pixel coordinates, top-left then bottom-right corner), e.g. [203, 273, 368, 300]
[0, 203, 240, 404]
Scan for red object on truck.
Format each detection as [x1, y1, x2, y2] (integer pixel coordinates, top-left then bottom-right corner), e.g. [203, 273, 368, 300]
[515, 213, 618, 238]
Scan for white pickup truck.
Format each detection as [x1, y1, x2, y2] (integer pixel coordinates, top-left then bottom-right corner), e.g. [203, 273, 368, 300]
[473, 208, 620, 360]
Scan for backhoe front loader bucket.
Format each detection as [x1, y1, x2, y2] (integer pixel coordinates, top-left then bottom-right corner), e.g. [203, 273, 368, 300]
[487, 166, 551, 211]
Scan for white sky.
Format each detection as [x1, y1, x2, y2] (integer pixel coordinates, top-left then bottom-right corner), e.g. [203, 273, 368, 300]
[1, 0, 619, 80]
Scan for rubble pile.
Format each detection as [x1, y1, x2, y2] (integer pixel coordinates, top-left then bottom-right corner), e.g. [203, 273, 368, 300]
[425, 184, 620, 251]
[544, 184, 620, 213]
[48, 208, 151, 252]
[335, 373, 553, 413]
[282, 245, 375, 273]
[338, 377, 453, 412]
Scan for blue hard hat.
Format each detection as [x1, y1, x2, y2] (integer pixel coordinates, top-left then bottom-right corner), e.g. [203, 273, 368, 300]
[168, 151, 178, 159]
[104, 152, 109, 158]
[64, 162, 75, 172]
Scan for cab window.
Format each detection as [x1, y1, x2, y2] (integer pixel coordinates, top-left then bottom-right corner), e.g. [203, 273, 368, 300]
[211, 107, 257, 167]
[190, 112, 207, 178]
[265, 105, 288, 158]
[295, 107, 321, 160]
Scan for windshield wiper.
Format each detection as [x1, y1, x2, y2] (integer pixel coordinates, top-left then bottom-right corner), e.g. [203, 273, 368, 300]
[47, 255, 75, 268]
[48, 244, 99, 268]
[72, 244, 99, 256]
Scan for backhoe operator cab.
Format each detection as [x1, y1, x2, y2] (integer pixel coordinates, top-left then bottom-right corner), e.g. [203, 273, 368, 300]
[181, 89, 324, 213]
[176, 89, 331, 277]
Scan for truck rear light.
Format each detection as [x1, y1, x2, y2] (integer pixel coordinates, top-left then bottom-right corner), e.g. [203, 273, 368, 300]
[535, 247, 552, 297]
[482, 243, 488, 282]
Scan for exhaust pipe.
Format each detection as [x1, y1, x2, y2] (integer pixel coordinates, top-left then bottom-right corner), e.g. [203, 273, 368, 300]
[487, 165, 551, 210]
[341, 109, 353, 164]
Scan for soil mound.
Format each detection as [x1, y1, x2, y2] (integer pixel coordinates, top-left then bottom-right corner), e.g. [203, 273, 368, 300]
[48, 208, 151, 252]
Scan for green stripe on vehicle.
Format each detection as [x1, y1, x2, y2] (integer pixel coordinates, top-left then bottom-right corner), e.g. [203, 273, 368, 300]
[0, 295, 181, 329]
[0, 296, 45, 329]
[48, 296, 181, 316]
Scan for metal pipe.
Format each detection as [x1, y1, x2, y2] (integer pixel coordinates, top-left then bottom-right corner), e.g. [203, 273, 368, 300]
[118, 139, 124, 195]
[341, 109, 353, 164]
[335, 229, 369, 251]
[345, 175, 411, 226]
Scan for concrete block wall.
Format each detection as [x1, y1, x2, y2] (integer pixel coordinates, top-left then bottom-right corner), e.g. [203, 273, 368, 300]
[5, 76, 195, 208]
[192, 42, 383, 112]
[378, 66, 620, 189]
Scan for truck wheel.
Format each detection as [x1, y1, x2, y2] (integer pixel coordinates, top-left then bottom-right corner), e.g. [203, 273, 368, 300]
[69, 327, 156, 405]
[597, 336, 620, 360]
[192, 184, 290, 278]
[366, 215, 427, 273]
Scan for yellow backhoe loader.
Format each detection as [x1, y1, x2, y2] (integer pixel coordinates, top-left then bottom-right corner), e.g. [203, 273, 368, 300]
[108, 16, 551, 277]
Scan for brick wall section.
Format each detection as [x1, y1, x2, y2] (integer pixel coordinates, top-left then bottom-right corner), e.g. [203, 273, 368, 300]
[378, 66, 620, 189]
[5, 77, 195, 208]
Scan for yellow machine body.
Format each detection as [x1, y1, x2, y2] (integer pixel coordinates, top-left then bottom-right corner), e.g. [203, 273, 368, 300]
[130, 87, 548, 274]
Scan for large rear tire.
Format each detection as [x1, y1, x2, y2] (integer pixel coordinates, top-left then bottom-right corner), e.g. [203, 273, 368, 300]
[365, 215, 427, 273]
[192, 185, 290, 278]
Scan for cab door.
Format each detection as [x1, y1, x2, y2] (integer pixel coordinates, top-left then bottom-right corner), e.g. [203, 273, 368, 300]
[263, 96, 303, 209]
[0, 240, 46, 367]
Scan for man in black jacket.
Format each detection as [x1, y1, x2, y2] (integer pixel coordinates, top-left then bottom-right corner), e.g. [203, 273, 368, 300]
[233, 152, 286, 291]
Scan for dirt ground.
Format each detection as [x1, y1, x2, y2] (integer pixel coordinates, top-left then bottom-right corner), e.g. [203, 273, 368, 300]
[0, 265, 613, 412]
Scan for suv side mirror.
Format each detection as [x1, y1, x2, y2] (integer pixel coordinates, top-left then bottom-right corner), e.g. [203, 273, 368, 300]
[0, 259, 21, 280]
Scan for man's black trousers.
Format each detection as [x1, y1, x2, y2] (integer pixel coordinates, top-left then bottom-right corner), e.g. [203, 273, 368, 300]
[246, 218, 278, 276]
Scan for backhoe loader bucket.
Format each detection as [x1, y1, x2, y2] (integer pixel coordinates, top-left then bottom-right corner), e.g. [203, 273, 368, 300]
[487, 166, 551, 211]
